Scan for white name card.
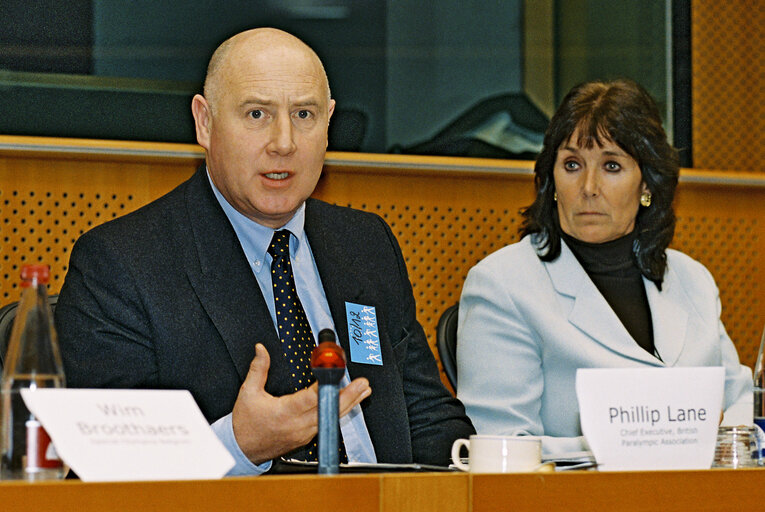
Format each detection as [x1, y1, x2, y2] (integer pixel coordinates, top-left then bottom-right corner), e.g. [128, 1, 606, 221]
[21, 389, 235, 482]
[576, 367, 724, 471]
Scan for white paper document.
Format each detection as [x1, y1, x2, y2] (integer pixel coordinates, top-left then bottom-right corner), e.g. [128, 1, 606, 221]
[21, 388, 235, 482]
[576, 367, 724, 471]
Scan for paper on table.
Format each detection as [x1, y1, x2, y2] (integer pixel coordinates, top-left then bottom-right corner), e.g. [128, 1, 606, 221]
[576, 367, 723, 471]
[21, 388, 235, 482]
[280, 458, 454, 473]
[542, 450, 595, 463]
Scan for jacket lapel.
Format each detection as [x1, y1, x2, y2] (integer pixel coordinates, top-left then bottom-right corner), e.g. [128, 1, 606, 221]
[304, 200, 411, 462]
[546, 240, 659, 365]
[181, 167, 278, 381]
[304, 199, 367, 363]
[644, 266, 688, 366]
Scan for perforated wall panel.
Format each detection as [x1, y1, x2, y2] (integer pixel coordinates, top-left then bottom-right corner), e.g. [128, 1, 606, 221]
[0, 156, 195, 301]
[672, 183, 763, 366]
[1, 146, 763, 383]
[692, 0, 764, 171]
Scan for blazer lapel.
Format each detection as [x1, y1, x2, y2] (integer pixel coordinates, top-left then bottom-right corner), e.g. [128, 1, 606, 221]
[303, 199, 367, 362]
[644, 267, 688, 366]
[181, 167, 279, 381]
[546, 240, 659, 365]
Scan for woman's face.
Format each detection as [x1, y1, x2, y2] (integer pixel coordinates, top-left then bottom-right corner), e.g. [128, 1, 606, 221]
[553, 130, 647, 244]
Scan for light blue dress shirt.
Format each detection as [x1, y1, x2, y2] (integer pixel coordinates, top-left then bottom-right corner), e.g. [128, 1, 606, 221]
[206, 173, 376, 475]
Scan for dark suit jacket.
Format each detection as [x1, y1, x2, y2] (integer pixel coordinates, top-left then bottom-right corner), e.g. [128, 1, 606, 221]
[55, 166, 474, 466]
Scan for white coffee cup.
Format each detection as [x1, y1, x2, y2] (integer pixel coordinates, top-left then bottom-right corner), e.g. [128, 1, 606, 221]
[451, 434, 546, 473]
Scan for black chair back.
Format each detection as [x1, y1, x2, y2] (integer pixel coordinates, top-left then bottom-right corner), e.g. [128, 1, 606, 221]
[436, 302, 459, 390]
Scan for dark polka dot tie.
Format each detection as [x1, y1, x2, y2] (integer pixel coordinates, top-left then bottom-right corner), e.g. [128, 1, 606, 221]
[268, 230, 347, 463]
[268, 230, 315, 393]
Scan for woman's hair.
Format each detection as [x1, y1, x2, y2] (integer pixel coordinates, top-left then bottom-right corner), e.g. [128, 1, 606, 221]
[520, 79, 680, 286]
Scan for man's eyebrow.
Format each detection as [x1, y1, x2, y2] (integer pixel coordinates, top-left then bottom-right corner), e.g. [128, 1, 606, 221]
[239, 97, 274, 108]
[238, 98, 322, 109]
[291, 96, 322, 108]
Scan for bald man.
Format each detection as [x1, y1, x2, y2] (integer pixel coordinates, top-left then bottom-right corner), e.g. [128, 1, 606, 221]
[55, 28, 474, 475]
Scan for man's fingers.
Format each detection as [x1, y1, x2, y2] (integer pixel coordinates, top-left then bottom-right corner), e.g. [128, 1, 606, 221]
[243, 343, 271, 392]
[339, 377, 371, 417]
[276, 385, 320, 444]
[288, 377, 371, 423]
[287, 382, 320, 414]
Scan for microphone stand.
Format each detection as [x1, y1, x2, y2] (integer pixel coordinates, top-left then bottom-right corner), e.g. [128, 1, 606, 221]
[311, 329, 346, 475]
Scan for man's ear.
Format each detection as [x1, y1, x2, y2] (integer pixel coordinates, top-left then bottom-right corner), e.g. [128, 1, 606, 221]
[191, 94, 212, 150]
[325, 99, 336, 150]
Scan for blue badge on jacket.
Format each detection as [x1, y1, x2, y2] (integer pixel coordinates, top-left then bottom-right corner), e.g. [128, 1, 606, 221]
[345, 302, 382, 366]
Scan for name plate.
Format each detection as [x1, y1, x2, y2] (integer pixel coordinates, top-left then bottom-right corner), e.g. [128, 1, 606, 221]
[21, 389, 234, 481]
[576, 367, 724, 471]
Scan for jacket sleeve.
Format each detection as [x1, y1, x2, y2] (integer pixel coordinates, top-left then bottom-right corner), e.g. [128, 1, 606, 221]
[701, 265, 753, 424]
[457, 260, 589, 458]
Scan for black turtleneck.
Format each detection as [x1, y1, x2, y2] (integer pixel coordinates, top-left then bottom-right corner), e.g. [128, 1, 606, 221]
[561, 231, 656, 359]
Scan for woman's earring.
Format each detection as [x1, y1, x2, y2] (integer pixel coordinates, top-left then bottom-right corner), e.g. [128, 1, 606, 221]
[640, 191, 652, 207]
[553, 192, 558, 202]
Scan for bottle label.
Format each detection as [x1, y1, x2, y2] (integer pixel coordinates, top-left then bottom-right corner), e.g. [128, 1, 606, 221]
[25, 419, 63, 470]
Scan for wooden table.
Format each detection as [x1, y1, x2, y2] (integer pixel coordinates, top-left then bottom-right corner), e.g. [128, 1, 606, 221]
[0, 468, 762, 512]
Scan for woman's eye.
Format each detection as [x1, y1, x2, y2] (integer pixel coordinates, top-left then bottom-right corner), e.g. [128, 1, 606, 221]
[604, 161, 622, 172]
[564, 161, 579, 171]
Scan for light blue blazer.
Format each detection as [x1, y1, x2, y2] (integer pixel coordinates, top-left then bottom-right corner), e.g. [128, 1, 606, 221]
[456, 235, 752, 457]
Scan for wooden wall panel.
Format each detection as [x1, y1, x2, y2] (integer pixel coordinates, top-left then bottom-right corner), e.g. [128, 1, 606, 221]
[317, 158, 765, 376]
[316, 156, 536, 339]
[692, 0, 764, 172]
[1, 138, 763, 383]
[0, 139, 199, 299]
[671, 172, 764, 366]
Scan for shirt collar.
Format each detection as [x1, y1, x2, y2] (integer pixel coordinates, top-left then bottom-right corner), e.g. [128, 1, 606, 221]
[206, 167, 306, 271]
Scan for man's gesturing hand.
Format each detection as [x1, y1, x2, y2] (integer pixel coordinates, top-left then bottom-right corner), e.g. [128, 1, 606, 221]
[231, 344, 371, 465]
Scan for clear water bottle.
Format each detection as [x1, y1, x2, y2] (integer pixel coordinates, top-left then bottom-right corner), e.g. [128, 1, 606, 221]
[1, 264, 66, 480]
[754, 326, 765, 434]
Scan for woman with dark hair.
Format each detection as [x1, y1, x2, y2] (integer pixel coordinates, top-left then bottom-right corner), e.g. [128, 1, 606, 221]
[456, 79, 751, 457]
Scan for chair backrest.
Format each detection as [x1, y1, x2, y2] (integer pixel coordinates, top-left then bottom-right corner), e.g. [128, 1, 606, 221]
[0, 294, 58, 370]
[436, 302, 459, 390]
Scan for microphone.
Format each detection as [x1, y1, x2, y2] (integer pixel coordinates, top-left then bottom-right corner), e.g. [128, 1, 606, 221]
[311, 328, 346, 474]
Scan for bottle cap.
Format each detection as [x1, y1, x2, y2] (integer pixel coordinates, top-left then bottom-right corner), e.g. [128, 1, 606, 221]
[20, 264, 50, 287]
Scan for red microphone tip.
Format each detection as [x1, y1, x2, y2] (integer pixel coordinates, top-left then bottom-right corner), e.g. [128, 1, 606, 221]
[311, 341, 346, 369]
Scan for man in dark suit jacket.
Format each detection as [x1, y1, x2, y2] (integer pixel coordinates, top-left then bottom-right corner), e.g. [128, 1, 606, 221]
[55, 27, 473, 474]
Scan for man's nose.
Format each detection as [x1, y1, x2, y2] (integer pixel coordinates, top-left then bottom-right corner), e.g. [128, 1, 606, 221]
[267, 115, 297, 155]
